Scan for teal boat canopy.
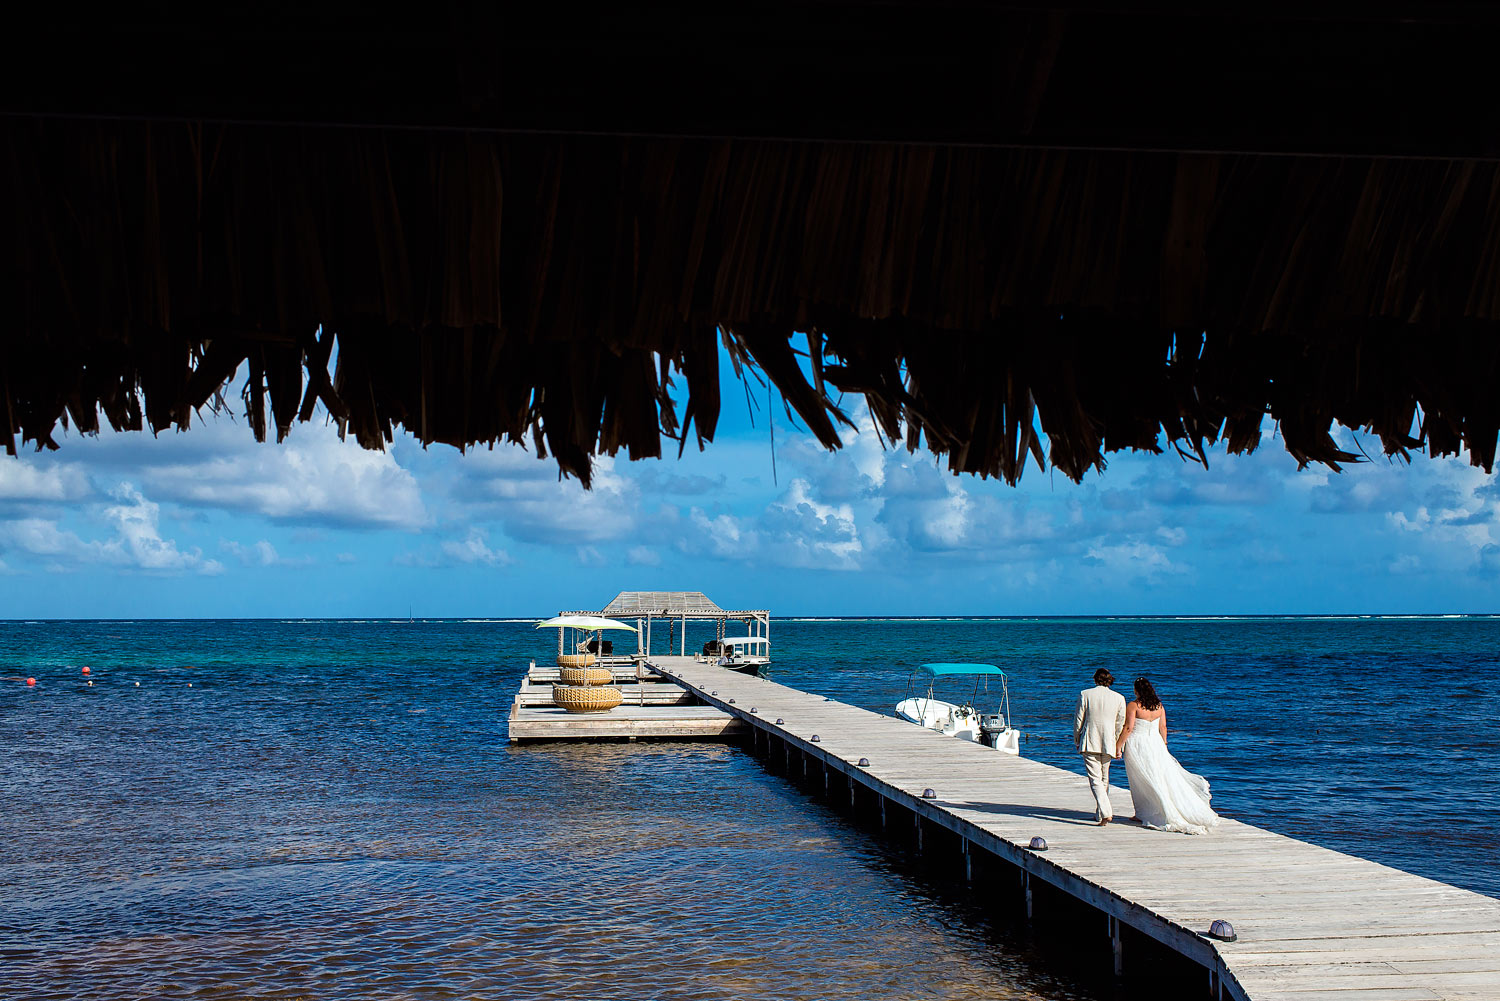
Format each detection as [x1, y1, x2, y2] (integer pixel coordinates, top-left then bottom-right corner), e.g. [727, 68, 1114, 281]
[919, 663, 1007, 678]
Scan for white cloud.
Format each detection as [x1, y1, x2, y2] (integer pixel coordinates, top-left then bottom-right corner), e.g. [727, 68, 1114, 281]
[223, 539, 278, 566]
[1131, 453, 1286, 507]
[681, 507, 754, 559]
[102, 484, 224, 574]
[1082, 541, 1185, 579]
[1373, 458, 1499, 575]
[0, 461, 91, 502]
[1387, 508, 1431, 533]
[438, 527, 513, 567]
[451, 449, 637, 543]
[875, 461, 1058, 561]
[759, 479, 863, 570]
[0, 483, 222, 575]
[782, 405, 889, 501]
[846, 416, 890, 490]
[627, 545, 661, 567]
[221, 539, 312, 567]
[119, 420, 428, 530]
[1155, 526, 1188, 547]
[0, 517, 111, 563]
[1389, 554, 1422, 575]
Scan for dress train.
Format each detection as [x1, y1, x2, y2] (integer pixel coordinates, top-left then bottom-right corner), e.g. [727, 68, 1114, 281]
[1122, 717, 1220, 835]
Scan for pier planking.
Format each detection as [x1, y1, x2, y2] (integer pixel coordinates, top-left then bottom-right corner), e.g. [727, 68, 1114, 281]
[641, 656, 1500, 1001]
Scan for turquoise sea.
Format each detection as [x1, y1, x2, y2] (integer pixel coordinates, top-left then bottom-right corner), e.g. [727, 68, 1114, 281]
[2, 616, 1496, 999]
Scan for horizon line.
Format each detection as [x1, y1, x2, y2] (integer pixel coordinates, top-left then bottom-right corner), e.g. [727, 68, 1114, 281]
[2, 612, 1497, 623]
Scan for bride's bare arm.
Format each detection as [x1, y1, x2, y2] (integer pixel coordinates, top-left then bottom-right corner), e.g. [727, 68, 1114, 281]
[1115, 701, 1137, 758]
[1159, 708, 1168, 747]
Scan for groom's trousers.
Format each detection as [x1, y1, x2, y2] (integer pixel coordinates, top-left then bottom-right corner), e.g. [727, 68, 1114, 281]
[1082, 752, 1114, 821]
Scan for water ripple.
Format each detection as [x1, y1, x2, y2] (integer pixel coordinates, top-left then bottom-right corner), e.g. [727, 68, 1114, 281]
[2, 616, 1496, 998]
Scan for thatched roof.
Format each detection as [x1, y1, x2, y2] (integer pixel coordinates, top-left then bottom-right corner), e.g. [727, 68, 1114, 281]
[599, 593, 728, 618]
[6, 3, 1500, 485]
[566, 591, 769, 619]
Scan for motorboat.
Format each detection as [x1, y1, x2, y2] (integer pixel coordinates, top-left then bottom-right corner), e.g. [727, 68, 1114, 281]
[716, 635, 770, 673]
[895, 663, 1021, 754]
[700, 635, 770, 673]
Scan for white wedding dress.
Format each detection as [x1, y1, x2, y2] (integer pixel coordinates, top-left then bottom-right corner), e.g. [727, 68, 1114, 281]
[1122, 715, 1220, 835]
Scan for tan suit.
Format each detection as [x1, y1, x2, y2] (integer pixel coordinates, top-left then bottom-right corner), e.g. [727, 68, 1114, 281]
[1074, 685, 1127, 821]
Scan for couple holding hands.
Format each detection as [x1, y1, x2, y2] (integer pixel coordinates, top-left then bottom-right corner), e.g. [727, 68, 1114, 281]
[1074, 668, 1220, 835]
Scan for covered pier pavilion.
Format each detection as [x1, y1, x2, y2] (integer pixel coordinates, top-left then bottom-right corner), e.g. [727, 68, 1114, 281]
[562, 591, 770, 659]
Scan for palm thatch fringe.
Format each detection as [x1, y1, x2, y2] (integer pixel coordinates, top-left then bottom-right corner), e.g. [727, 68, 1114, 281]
[6, 119, 1500, 484]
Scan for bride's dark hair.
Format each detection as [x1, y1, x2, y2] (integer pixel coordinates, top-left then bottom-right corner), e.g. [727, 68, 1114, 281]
[1134, 677, 1162, 711]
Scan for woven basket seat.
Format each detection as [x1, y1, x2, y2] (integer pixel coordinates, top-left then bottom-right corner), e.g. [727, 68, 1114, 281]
[552, 684, 623, 713]
[556, 653, 597, 668]
[558, 666, 614, 686]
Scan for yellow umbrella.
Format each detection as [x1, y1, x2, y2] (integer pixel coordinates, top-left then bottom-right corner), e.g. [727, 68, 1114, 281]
[534, 615, 637, 632]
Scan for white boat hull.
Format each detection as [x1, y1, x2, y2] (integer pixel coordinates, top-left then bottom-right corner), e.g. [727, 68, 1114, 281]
[895, 697, 1020, 754]
[720, 654, 769, 673]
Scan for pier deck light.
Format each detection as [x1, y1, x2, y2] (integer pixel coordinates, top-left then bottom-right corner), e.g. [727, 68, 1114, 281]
[922, 788, 937, 799]
[1208, 920, 1237, 942]
[858, 758, 870, 767]
[775, 718, 785, 725]
[750, 706, 758, 713]
[1028, 837, 1048, 851]
[811, 735, 821, 742]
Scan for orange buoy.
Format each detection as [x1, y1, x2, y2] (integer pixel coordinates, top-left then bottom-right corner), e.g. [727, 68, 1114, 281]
[25, 677, 36, 686]
[81, 666, 91, 675]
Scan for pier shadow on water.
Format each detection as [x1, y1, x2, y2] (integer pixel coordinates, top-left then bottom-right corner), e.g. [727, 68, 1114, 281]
[738, 733, 1215, 1001]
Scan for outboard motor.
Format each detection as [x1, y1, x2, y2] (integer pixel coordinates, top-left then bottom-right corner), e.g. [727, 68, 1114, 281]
[979, 714, 1008, 747]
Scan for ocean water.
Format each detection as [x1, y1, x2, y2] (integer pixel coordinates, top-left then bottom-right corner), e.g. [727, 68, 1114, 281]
[1, 616, 1496, 1000]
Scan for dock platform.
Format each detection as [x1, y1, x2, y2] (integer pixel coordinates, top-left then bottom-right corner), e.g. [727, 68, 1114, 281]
[638, 655, 1500, 1001]
[506, 659, 745, 742]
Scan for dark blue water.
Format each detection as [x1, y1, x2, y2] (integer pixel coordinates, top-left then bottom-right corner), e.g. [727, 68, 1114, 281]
[2, 617, 1495, 1000]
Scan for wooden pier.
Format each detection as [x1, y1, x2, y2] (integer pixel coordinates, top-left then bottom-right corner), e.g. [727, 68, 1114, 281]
[634, 655, 1500, 1001]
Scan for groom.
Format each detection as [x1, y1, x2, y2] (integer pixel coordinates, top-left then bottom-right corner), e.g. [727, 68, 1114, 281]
[1074, 668, 1127, 826]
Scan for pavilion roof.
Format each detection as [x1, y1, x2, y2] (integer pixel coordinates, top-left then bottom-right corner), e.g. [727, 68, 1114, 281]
[568, 592, 768, 618]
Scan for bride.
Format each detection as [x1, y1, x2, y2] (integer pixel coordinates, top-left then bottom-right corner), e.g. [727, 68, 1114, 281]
[1116, 677, 1220, 835]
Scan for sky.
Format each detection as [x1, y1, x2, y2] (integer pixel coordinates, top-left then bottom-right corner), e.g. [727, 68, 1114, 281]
[1, 344, 1498, 618]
